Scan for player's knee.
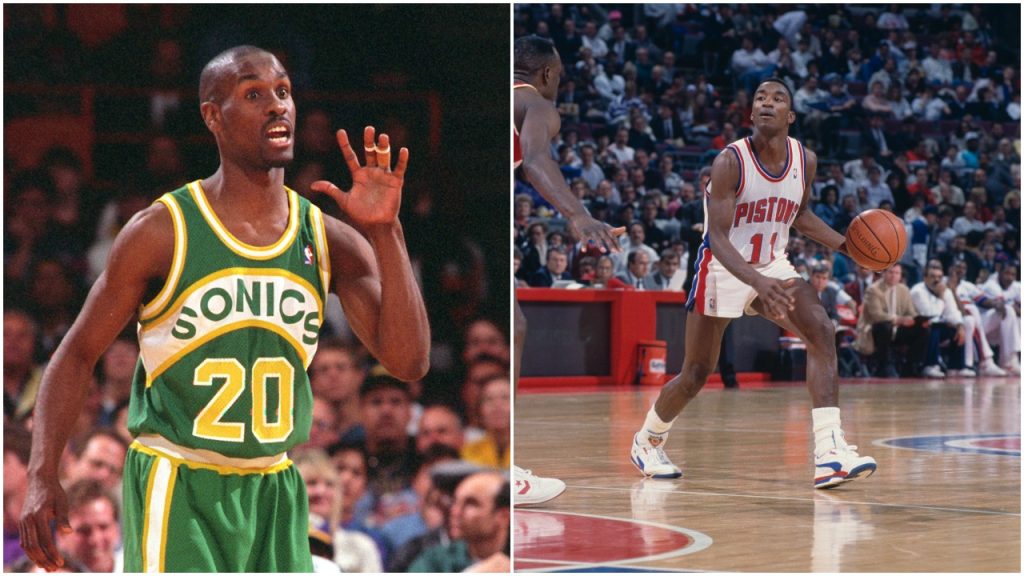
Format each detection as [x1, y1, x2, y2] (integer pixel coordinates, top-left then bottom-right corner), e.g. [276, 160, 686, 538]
[681, 361, 715, 388]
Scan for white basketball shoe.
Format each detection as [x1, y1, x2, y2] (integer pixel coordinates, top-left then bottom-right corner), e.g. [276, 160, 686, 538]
[513, 465, 566, 506]
[630, 432, 683, 479]
[814, 430, 877, 489]
[979, 359, 1008, 377]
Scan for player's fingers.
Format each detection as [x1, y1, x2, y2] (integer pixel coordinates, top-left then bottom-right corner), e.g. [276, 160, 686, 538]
[610, 226, 627, 237]
[310, 180, 349, 212]
[394, 147, 410, 179]
[336, 130, 361, 174]
[363, 126, 378, 168]
[375, 133, 391, 171]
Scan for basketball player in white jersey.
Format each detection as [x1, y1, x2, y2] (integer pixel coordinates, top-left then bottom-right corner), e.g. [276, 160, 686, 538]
[630, 78, 877, 488]
[513, 35, 623, 505]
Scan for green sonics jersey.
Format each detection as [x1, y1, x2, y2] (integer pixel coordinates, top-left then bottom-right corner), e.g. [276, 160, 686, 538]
[129, 180, 330, 458]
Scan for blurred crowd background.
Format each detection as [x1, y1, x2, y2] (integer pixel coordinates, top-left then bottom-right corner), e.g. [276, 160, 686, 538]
[513, 4, 1020, 379]
[4, 4, 510, 572]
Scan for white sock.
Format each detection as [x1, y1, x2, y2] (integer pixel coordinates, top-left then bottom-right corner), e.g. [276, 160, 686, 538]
[812, 407, 843, 453]
[640, 406, 674, 446]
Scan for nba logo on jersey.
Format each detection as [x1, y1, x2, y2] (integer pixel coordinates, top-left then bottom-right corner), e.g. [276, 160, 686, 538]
[708, 297, 715, 310]
[303, 244, 314, 265]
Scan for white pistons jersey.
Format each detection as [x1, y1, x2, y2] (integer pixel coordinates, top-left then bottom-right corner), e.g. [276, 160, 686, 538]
[703, 136, 806, 266]
[686, 136, 806, 317]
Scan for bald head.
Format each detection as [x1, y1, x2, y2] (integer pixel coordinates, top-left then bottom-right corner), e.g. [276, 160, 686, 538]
[199, 45, 281, 103]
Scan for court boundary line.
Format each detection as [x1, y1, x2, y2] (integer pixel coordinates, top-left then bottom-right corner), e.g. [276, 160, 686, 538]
[558, 484, 1021, 517]
[514, 509, 713, 570]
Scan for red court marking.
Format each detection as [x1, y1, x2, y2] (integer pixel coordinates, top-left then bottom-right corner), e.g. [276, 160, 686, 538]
[515, 510, 694, 564]
[971, 438, 1021, 450]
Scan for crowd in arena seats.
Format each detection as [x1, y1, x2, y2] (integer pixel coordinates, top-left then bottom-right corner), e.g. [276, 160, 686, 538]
[4, 4, 509, 572]
[514, 4, 1020, 378]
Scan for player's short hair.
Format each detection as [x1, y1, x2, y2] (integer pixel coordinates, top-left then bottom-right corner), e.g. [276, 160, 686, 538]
[199, 45, 275, 103]
[514, 35, 558, 75]
[756, 77, 794, 105]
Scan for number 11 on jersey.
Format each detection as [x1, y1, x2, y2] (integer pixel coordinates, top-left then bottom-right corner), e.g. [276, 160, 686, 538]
[749, 232, 778, 265]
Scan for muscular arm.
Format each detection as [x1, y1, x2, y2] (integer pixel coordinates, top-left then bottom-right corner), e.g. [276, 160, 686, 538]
[325, 217, 429, 382]
[792, 148, 846, 252]
[21, 204, 172, 570]
[519, 98, 587, 220]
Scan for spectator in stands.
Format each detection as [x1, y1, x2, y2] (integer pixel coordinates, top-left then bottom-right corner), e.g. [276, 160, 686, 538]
[922, 43, 953, 86]
[616, 250, 658, 291]
[607, 127, 636, 166]
[4, 171, 58, 291]
[887, 83, 913, 121]
[3, 309, 42, 422]
[980, 264, 1021, 374]
[578, 144, 605, 192]
[940, 235, 984, 284]
[953, 201, 988, 236]
[948, 260, 1008, 377]
[518, 221, 549, 280]
[96, 333, 137, 426]
[910, 261, 966, 378]
[305, 396, 341, 452]
[581, 20, 608, 60]
[912, 86, 952, 121]
[310, 340, 366, 442]
[814, 185, 842, 229]
[859, 265, 924, 377]
[864, 165, 895, 208]
[731, 36, 774, 95]
[357, 372, 420, 524]
[408, 471, 509, 573]
[416, 404, 465, 457]
[862, 115, 894, 162]
[710, 122, 738, 151]
[639, 199, 670, 253]
[652, 102, 685, 148]
[844, 265, 875, 307]
[65, 428, 126, 491]
[862, 81, 894, 116]
[56, 480, 121, 573]
[461, 375, 510, 469]
[932, 169, 966, 207]
[295, 450, 383, 573]
[592, 255, 632, 290]
[527, 246, 571, 288]
[648, 248, 683, 291]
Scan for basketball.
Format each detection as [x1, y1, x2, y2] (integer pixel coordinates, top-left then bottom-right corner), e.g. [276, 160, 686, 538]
[844, 209, 907, 271]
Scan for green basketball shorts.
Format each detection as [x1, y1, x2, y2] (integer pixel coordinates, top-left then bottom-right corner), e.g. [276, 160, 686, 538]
[121, 436, 312, 572]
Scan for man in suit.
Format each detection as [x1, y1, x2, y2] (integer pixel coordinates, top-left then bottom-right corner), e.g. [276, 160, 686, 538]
[647, 248, 684, 290]
[651, 102, 685, 146]
[859, 265, 926, 377]
[528, 246, 572, 287]
[616, 250, 657, 290]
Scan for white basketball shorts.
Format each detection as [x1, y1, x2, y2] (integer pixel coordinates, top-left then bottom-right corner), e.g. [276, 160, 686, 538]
[686, 248, 800, 318]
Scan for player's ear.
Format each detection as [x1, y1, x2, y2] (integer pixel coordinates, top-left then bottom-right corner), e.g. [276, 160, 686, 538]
[200, 102, 219, 132]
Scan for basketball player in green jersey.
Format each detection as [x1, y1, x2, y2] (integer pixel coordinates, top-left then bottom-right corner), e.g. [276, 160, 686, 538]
[20, 46, 430, 572]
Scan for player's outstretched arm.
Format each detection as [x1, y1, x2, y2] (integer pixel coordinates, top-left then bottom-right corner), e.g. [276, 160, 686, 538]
[520, 99, 623, 252]
[20, 204, 173, 572]
[706, 149, 795, 318]
[314, 127, 430, 382]
[792, 148, 846, 252]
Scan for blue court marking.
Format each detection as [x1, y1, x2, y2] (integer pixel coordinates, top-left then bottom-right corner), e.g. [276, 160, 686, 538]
[873, 433, 1020, 457]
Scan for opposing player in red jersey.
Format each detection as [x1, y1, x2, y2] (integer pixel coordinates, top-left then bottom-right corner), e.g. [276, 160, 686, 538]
[513, 35, 623, 505]
[630, 78, 877, 489]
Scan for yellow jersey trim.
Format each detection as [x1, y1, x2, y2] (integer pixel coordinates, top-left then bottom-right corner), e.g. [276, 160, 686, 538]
[130, 438, 293, 475]
[140, 459, 159, 571]
[309, 205, 332, 301]
[144, 319, 310, 387]
[158, 462, 177, 572]
[140, 267, 324, 331]
[187, 180, 299, 260]
[139, 195, 188, 321]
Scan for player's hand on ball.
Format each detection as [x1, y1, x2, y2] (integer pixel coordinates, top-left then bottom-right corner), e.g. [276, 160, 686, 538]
[570, 215, 625, 254]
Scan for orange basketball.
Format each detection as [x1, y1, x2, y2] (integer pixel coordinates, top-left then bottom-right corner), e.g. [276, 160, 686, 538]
[844, 209, 907, 271]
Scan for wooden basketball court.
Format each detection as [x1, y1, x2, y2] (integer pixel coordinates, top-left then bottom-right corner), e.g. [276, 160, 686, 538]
[514, 377, 1021, 572]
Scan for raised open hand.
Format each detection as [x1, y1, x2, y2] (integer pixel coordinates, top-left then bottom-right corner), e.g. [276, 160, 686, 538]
[311, 126, 409, 227]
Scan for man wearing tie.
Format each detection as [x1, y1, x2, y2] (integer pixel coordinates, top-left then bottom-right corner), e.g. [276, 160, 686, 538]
[617, 251, 657, 290]
[648, 249, 685, 291]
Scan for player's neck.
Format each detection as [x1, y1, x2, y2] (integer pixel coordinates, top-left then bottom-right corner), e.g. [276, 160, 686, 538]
[202, 165, 287, 215]
[749, 131, 789, 162]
